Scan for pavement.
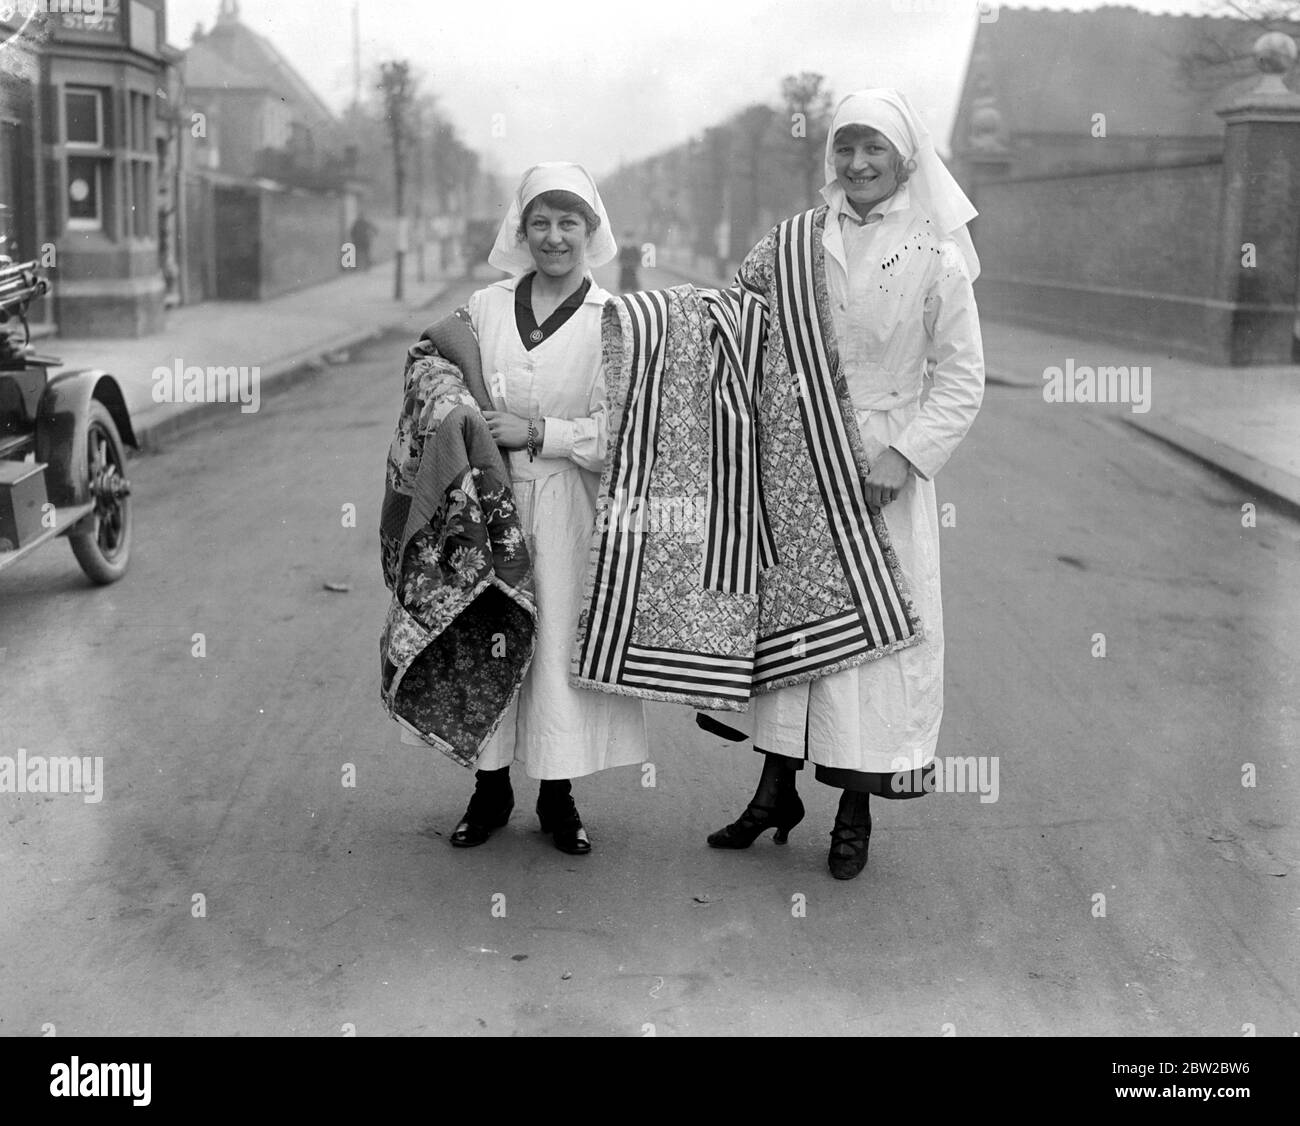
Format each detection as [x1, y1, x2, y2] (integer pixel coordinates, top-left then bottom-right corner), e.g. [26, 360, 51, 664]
[44, 254, 462, 451]
[977, 320, 1300, 512]
[654, 250, 1300, 511]
[40, 247, 1300, 509]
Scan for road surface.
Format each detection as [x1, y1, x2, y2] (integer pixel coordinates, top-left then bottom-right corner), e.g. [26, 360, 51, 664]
[2, 268, 1297, 1036]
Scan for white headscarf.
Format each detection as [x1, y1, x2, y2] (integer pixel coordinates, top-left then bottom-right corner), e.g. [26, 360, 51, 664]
[488, 162, 617, 275]
[821, 89, 980, 280]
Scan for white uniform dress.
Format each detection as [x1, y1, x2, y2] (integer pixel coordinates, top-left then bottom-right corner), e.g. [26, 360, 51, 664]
[470, 272, 648, 780]
[752, 185, 985, 779]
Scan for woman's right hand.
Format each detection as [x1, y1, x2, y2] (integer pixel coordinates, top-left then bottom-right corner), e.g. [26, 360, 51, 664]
[482, 411, 531, 450]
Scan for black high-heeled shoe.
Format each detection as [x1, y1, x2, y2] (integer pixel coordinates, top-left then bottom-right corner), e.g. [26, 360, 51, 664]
[827, 793, 871, 880]
[450, 769, 514, 848]
[707, 789, 805, 848]
[536, 781, 591, 855]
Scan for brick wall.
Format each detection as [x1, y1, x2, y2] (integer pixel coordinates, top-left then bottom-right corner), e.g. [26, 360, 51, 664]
[259, 187, 345, 299]
[972, 158, 1231, 361]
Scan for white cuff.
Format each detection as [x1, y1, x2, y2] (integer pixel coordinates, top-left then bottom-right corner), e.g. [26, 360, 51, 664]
[889, 433, 939, 481]
[539, 416, 574, 457]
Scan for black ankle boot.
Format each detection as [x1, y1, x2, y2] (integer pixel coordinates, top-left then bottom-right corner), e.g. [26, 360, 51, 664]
[536, 779, 590, 855]
[708, 752, 804, 849]
[707, 789, 805, 848]
[828, 790, 871, 879]
[450, 767, 513, 848]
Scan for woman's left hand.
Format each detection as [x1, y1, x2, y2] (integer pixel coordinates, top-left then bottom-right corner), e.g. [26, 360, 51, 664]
[863, 446, 912, 508]
[482, 410, 532, 450]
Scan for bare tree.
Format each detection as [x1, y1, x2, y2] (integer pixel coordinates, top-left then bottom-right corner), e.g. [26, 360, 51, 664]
[731, 104, 775, 261]
[1174, 1, 1300, 92]
[782, 72, 835, 207]
[379, 59, 415, 300]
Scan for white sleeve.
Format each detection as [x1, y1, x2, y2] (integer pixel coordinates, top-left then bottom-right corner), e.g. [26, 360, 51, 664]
[540, 362, 610, 473]
[464, 288, 482, 335]
[890, 242, 985, 481]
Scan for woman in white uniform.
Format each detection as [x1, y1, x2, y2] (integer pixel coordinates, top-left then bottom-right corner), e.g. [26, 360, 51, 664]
[434, 163, 647, 854]
[707, 90, 985, 879]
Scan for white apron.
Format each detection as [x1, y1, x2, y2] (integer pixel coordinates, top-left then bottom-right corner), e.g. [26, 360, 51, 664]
[753, 188, 985, 775]
[470, 274, 648, 779]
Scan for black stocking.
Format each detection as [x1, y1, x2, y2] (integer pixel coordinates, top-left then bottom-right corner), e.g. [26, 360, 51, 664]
[750, 750, 798, 809]
[835, 788, 871, 829]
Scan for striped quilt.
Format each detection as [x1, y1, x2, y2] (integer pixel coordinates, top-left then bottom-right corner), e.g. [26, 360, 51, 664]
[570, 206, 923, 711]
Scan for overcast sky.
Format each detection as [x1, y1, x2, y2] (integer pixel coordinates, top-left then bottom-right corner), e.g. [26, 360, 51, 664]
[165, 0, 1229, 178]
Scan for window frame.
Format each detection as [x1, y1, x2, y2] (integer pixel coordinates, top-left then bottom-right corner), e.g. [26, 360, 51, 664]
[64, 86, 105, 151]
[65, 154, 105, 232]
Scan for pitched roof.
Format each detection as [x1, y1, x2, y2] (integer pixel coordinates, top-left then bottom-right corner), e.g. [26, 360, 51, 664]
[182, 40, 267, 92]
[184, 13, 336, 131]
[953, 6, 1300, 148]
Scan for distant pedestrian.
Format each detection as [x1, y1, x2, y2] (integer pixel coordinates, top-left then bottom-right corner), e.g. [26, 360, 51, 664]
[618, 230, 640, 291]
[350, 213, 377, 272]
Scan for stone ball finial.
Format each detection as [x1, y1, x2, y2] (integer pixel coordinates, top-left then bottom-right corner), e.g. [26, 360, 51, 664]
[1220, 31, 1300, 114]
[1255, 31, 1297, 77]
[969, 104, 1008, 152]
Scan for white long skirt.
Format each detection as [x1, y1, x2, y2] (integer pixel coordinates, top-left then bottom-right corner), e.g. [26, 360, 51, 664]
[750, 404, 945, 775]
[476, 465, 648, 780]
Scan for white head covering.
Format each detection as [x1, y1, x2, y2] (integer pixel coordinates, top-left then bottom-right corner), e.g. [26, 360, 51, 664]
[488, 161, 617, 275]
[821, 89, 980, 279]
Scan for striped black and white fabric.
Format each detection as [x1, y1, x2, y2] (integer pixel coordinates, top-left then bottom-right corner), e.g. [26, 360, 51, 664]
[571, 208, 923, 711]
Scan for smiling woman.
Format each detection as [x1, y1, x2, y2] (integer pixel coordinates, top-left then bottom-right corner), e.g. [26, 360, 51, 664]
[831, 123, 916, 215]
[404, 162, 644, 858]
[701, 88, 986, 882]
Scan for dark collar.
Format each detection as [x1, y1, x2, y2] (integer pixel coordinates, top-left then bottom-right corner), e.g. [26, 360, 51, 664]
[515, 272, 592, 351]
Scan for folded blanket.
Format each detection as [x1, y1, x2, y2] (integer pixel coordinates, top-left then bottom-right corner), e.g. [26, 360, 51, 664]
[379, 345, 536, 767]
[571, 213, 922, 710]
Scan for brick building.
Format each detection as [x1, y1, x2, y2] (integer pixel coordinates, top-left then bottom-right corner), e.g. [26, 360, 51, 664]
[177, 0, 357, 304]
[1, 1, 176, 338]
[181, 0, 338, 182]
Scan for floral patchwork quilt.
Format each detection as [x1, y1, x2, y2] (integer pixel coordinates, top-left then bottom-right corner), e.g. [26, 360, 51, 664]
[379, 342, 536, 767]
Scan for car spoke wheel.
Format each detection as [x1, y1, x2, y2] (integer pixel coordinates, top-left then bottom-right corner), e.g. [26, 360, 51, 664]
[68, 401, 132, 584]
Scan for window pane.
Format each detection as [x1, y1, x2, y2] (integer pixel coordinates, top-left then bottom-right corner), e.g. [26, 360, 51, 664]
[132, 92, 148, 153]
[134, 163, 151, 237]
[67, 156, 100, 224]
[66, 91, 100, 146]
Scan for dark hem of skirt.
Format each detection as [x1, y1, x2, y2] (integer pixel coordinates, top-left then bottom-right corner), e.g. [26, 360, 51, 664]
[814, 761, 934, 798]
[695, 710, 933, 796]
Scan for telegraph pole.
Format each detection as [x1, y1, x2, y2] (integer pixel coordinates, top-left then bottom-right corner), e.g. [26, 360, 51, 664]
[351, 3, 361, 113]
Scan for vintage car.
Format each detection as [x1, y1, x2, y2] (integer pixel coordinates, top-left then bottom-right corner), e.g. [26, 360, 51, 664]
[0, 258, 137, 583]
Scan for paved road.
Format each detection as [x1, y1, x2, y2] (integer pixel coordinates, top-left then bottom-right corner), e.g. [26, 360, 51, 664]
[1, 271, 1297, 1036]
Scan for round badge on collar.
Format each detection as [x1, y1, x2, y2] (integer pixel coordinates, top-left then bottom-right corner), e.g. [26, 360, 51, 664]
[529, 329, 544, 343]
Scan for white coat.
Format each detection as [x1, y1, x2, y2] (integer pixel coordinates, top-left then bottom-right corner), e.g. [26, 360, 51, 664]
[752, 186, 985, 775]
[470, 273, 648, 779]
